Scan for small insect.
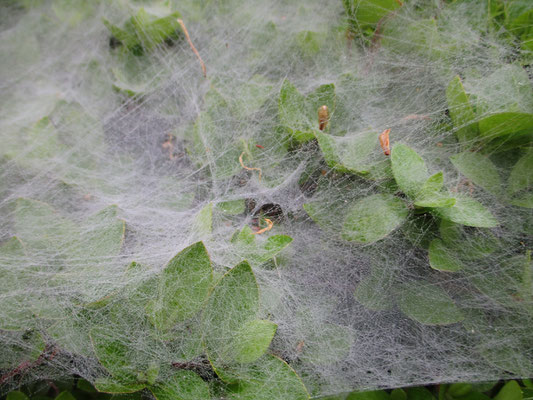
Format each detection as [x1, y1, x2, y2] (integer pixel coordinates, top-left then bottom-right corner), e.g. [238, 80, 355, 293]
[379, 128, 391, 156]
[318, 105, 329, 131]
[255, 144, 264, 149]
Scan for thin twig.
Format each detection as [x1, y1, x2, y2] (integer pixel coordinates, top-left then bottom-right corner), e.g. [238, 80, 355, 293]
[177, 19, 206, 78]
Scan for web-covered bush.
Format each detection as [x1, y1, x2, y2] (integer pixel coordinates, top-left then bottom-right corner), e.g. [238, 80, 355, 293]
[0, 0, 532, 399]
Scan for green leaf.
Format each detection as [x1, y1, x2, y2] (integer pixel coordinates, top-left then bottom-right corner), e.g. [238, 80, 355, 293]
[303, 201, 343, 233]
[192, 203, 213, 237]
[315, 130, 379, 174]
[494, 381, 523, 400]
[354, 266, 395, 311]
[0, 237, 34, 330]
[414, 193, 456, 209]
[450, 152, 502, 196]
[73, 205, 126, 261]
[230, 225, 292, 266]
[14, 198, 76, 252]
[278, 80, 336, 143]
[428, 239, 463, 272]
[508, 148, 533, 194]
[149, 370, 210, 400]
[346, 0, 402, 28]
[405, 388, 436, 400]
[231, 319, 277, 363]
[437, 220, 500, 261]
[225, 354, 309, 400]
[189, 112, 244, 179]
[433, 196, 498, 228]
[510, 193, 533, 208]
[342, 194, 408, 243]
[14, 200, 125, 266]
[77, 379, 97, 393]
[55, 391, 76, 400]
[347, 390, 390, 400]
[295, 30, 323, 58]
[448, 384, 472, 398]
[216, 199, 246, 215]
[300, 322, 355, 364]
[397, 282, 464, 325]
[6, 392, 29, 400]
[0, 330, 46, 370]
[103, 18, 139, 50]
[93, 378, 146, 394]
[279, 80, 312, 142]
[203, 261, 259, 368]
[306, 83, 336, 125]
[419, 172, 444, 195]
[90, 326, 152, 383]
[391, 144, 429, 198]
[478, 112, 533, 139]
[446, 75, 478, 142]
[147, 242, 213, 331]
[134, 9, 181, 51]
[14, 117, 66, 168]
[104, 9, 181, 54]
[390, 389, 407, 400]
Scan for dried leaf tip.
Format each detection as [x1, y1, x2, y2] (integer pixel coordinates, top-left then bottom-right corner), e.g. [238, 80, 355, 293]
[379, 128, 391, 156]
[318, 105, 329, 131]
[239, 152, 262, 181]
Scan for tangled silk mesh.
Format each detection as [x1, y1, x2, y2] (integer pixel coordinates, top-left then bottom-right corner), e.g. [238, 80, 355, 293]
[0, 0, 532, 398]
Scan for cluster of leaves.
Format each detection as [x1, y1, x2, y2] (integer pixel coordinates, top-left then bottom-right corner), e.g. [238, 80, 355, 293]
[103, 8, 182, 56]
[281, 72, 532, 335]
[2, 0, 533, 398]
[343, 0, 533, 63]
[4, 378, 533, 400]
[2, 238, 306, 399]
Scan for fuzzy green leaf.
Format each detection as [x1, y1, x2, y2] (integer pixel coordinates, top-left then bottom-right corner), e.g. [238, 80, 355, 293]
[347, 0, 402, 27]
[0, 330, 45, 370]
[450, 152, 502, 196]
[55, 391, 76, 400]
[149, 370, 210, 400]
[428, 239, 463, 272]
[148, 242, 213, 331]
[433, 196, 498, 228]
[397, 282, 464, 325]
[203, 261, 259, 367]
[231, 319, 278, 363]
[347, 390, 390, 400]
[494, 381, 523, 400]
[342, 194, 408, 243]
[508, 148, 533, 195]
[391, 144, 429, 198]
[6, 392, 29, 400]
[225, 355, 309, 400]
[279, 80, 313, 142]
[300, 323, 355, 364]
[93, 378, 146, 394]
[316, 130, 379, 174]
[446, 75, 478, 142]
[478, 112, 533, 139]
[230, 225, 292, 266]
[354, 267, 395, 311]
[216, 199, 246, 215]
